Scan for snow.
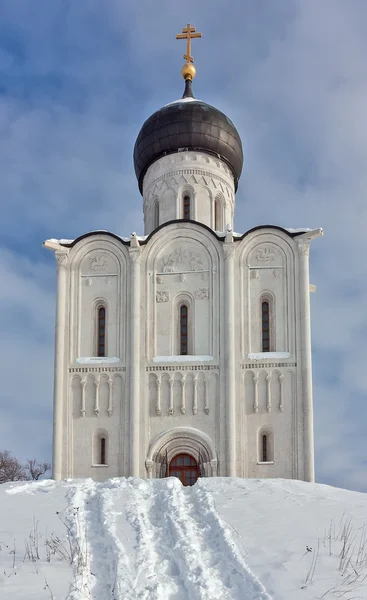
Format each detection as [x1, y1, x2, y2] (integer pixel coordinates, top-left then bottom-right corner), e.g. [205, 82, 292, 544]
[153, 355, 213, 363]
[46, 238, 75, 245]
[284, 227, 312, 233]
[248, 352, 291, 361]
[165, 97, 199, 106]
[1, 477, 367, 600]
[76, 357, 120, 364]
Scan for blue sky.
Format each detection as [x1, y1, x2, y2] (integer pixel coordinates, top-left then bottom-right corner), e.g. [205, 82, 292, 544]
[1, 1, 366, 491]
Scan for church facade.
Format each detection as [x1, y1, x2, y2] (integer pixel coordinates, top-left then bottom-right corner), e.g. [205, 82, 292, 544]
[44, 40, 322, 484]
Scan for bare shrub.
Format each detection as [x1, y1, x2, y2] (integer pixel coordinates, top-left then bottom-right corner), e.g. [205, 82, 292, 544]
[24, 459, 51, 481]
[0, 450, 26, 483]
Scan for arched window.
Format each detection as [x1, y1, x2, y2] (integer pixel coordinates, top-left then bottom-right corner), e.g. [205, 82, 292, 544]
[214, 198, 222, 230]
[153, 200, 159, 229]
[183, 194, 191, 219]
[258, 429, 274, 463]
[262, 301, 270, 352]
[180, 304, 188, 355]
[262, 434, 268, 462]
[93, 430, 108, 466]
[100, 437, 106, 465]
[97, 306, 106, 357]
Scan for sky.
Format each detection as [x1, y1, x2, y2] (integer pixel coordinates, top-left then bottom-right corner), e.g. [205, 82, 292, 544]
[0, 0, 366, 492]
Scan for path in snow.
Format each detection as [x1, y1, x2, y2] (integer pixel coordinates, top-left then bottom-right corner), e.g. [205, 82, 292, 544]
[67, 478, 272, 600]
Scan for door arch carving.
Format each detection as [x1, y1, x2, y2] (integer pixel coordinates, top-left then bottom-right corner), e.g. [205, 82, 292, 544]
[146, 426, 218, 479]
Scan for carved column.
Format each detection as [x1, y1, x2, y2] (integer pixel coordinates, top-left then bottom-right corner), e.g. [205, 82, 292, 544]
[146, 459, 154, 479]
[129, 240, 141, 477]
[266, 373, 272, 413]
[223, 239, 236, 476]
[108, 378, 113, 416]
[156, 377, 161, 415]
[297, 238, 315, 482]
[181, 375, 186, 414]
[53, 251, 69, 480]
[253, 373, 259, 413]
[279, 374, 284, 412]
[168, 377, 174, 415]
[81, 378, 87, 417]
[204, 376, 209, 414]
[94, 378, 100, 416]
[193, 375, 198, 415]
[210, 458, 218, 477]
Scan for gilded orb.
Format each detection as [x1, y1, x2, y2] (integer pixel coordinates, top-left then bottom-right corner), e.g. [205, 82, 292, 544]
[181, 62, 196, 81]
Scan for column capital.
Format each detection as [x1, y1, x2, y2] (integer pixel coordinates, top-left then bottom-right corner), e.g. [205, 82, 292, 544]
[297, 238, 311, 256]
[55, 251, 69, 268]
[145, 459, 154, 475]
[129, 248, 142, 264]
[223, 243, 235, 260]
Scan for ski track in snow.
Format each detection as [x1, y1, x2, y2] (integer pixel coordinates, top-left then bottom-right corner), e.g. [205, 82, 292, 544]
[162, 479, 272, 600]
[65, 478, 272, 600]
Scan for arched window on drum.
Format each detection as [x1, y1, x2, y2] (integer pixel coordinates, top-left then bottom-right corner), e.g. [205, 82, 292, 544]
[182, 193, 191, 220]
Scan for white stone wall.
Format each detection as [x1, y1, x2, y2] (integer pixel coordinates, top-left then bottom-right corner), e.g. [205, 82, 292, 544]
[49, 153, 318, 484]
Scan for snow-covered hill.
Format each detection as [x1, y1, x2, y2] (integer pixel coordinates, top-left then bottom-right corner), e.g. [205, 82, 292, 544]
[0, 478, 366, 600]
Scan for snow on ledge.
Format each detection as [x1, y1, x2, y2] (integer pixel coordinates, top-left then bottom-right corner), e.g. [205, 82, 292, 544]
[153, 355, 213, 363]
[247, 352, 290, 361]
[284, 227, 312, 233]
[76, 357, 120, 365]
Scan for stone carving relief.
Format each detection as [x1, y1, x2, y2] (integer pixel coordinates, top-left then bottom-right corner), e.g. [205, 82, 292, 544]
[90, 254, 108, 272]
[253, 246, 278, 263]
[250, 269, 259, 280]
[195, 288, 209, 300]
[162, 247, 204, 273]
[156, 291, 170, 303]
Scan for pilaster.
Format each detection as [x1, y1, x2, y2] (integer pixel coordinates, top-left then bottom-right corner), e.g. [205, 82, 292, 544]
[129, 235, 141, 477]
[53, 251, 69, 480]
[223, 234, 236, 476]
[297, 237, 315, 482]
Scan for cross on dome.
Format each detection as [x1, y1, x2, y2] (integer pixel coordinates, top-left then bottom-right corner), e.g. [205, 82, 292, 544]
[176, 23, 202, 81]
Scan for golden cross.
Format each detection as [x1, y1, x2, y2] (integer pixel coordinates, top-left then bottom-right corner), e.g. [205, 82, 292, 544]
[176, 23, 202, 63]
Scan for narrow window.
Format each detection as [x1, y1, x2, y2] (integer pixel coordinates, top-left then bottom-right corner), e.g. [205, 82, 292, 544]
[183, 195, 190, 219]
[262, 434, 268, 462]
[262, 301, 270, 352]
[180, 305, 188, 355]
[97, 306, 106, 357]
[100, 437, 106, 465]
[153, 201, 159, 229]
[214, 199, 221, 230]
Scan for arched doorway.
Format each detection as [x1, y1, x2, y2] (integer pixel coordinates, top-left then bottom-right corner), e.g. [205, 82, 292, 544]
[169, 453, 199, 486]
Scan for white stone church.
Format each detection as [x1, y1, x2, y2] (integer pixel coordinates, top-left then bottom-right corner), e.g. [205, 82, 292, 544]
[44, 35, 322, 485]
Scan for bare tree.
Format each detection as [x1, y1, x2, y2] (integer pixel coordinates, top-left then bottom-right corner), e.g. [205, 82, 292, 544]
[25, 459, 51, 481]
[0, 450, 26, 483]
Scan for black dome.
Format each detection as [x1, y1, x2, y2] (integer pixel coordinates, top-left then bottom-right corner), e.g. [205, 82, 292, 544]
[133, 86, 243, 193]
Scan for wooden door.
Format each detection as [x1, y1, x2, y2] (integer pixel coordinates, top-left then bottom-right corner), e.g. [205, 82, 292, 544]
[169, 453, 199, 486]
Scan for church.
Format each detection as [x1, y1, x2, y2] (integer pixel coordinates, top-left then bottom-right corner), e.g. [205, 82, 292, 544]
[44, 24, 322, 485]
